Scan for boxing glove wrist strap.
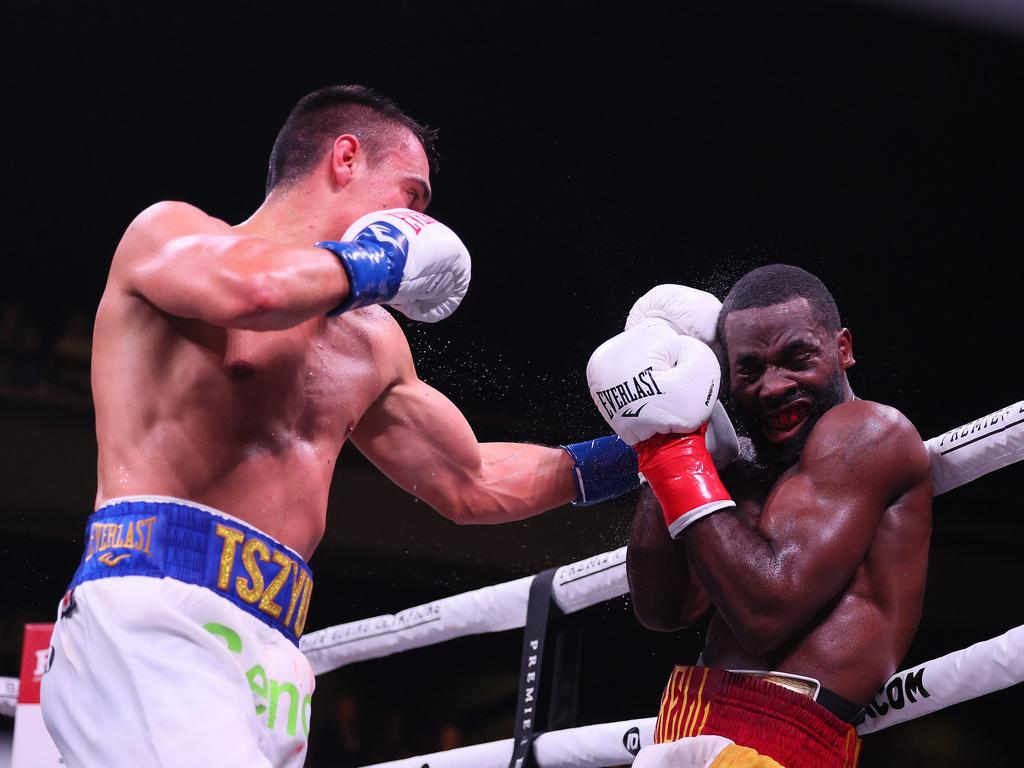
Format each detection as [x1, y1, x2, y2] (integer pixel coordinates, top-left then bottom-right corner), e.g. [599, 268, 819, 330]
[560, 435, 640, 506]
[316, 230, 409, 316]
[636, 432, 734, 538]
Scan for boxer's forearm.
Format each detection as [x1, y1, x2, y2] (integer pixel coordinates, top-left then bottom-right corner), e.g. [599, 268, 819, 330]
[351, 376, 578, 524]
[682, 512, 810, 655]
[627, 486, 709, 631]
[352, 385, 581, 524]
[449, 442, 577, 523]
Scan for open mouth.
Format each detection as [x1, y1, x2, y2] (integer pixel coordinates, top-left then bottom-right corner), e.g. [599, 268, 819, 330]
[763, 401, 811, 442]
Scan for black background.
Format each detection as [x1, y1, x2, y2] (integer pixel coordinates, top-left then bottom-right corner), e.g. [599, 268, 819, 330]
[2, 1, 1022, 765]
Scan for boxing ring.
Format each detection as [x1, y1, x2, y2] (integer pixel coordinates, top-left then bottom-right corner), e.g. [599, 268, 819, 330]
[3, 400, 1022, 765]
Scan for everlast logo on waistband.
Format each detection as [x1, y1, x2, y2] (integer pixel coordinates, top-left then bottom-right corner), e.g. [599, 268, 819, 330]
[85, 516, 157, 566]
[595, 366, 664, 420]
[214, 524, 314, 638]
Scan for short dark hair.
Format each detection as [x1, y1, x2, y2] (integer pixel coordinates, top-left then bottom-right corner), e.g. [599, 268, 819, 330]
[717, 264, 841, 344]
[265, 85, 438, 194]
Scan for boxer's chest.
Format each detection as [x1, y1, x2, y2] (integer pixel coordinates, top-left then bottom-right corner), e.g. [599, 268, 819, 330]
[217, 323, 385, 442]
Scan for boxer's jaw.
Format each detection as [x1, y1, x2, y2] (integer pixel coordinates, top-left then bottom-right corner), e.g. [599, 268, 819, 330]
[738, 370, 845, 473]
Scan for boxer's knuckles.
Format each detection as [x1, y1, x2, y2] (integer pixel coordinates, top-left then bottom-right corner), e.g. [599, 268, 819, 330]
[625, 283, 722, 344]
[587, 326, 720, 445]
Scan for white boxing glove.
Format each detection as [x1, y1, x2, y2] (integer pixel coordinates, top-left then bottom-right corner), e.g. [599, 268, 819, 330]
[625, 284, 722, 344]
[317, 208, 472, 323]
[587, 323, 721, 446]
[705, 400, 740, 468]
[626, 283, 738, 468]
[587, 323, 734, 537]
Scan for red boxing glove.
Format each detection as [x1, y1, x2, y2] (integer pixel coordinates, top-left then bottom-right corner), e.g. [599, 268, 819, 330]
[636, 427, 735, 538]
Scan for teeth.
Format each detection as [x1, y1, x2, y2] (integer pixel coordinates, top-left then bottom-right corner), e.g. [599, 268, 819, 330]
[769, 407, 803, 430]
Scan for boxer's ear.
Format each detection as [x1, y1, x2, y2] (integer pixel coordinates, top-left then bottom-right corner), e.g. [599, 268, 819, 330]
[330, 134, 359, 189]
[837, 328, 855, 369]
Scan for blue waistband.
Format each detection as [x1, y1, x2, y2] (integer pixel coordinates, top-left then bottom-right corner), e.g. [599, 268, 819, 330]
[69, 499, 314, 646]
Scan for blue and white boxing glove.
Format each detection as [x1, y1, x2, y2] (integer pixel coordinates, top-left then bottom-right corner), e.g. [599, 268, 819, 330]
[316, 208, 471, 323]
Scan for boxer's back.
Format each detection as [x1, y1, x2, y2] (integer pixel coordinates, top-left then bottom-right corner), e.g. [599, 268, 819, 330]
[92, 202, 401, 557]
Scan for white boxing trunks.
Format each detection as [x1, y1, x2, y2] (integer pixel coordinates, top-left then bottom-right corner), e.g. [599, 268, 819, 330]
[39, 496, 316, 768]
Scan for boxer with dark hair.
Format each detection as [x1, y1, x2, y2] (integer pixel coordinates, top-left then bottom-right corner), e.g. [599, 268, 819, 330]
[265, 84, 439, 194]
[589, 266, 932, 768]
[39, 84, 640, 767]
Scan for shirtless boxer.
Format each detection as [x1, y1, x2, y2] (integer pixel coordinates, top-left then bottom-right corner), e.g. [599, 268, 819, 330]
[587, 266, 932, 767]
[39, 85, 641, 767]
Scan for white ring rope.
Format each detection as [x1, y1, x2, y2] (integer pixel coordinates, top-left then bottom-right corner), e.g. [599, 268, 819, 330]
[857, 622, 1024, 734]
[4, 400, 1022, 761]
[300, 549, 628, 675]
[301, 400, 1024, 675]
[328, 399, 1023, 767]
[362, 717, 658, 768]
[0, 676, 17, 717]
[926, 400, 1024, 495]
[359, 623, 1024, 768]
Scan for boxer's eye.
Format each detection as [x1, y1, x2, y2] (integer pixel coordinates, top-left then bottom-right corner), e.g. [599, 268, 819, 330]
[789, 351, 815, 369]
[735, 366, 760, 384]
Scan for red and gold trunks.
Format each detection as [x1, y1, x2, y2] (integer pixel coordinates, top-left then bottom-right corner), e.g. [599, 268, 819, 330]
[655, 666, 862, 768]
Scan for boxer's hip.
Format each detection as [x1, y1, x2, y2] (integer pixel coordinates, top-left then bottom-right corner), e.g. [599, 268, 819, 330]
[42, 497, 317, 766]
[655, 665, 862, 768]
[68, 495, 314, 645]
[43, 573, 315, 766]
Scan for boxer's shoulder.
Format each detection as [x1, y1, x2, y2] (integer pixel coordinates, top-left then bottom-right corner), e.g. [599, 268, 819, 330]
[804, 400, 930, 484]
[132, 199, 218, 225]
[111, 201, 227, 274]
[812, 400, 920, 444]
[123, 200, 227, 242]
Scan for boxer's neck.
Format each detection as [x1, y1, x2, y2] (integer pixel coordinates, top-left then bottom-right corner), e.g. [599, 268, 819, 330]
[235, 183, 340, 245]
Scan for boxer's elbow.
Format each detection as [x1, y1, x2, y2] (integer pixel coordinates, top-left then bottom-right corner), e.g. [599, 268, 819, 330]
[424, 486, 491, 525]
[727, 599, 803, 656]
[628, 566, 710, 633]
[732, 619, 789, 656]
[440, 498, 512, 525]
[430, 486, 527, 525]
[433, 497, 477, 525]
[631, 596, 697, 633]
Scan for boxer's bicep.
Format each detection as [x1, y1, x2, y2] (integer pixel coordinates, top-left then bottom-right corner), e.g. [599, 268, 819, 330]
[116, 202, 346, 329]
[114, 202, 227, 311]
[759, 403, 929, 614]
[351, 376, 482, 509]
[352, 375, 574, 523]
